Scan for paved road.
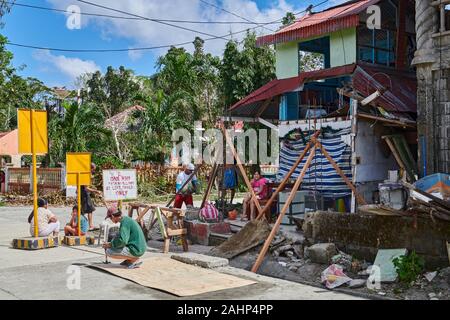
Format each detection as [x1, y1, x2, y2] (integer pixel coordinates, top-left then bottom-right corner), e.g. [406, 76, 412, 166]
[0, 206, 362, 300]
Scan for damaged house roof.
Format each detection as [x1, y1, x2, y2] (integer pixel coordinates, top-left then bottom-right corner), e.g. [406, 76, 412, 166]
[228, 63, 417, 119]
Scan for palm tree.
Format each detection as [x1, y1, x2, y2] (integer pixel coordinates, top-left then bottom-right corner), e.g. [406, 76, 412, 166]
[132, 90, 187, 163]
[49, 102, 111, 163]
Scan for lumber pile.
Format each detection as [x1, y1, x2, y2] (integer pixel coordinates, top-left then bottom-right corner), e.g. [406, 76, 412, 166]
[403, 182, 450, 222]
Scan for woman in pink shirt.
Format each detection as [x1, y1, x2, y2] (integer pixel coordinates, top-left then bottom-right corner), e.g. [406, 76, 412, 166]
[242, 171, 268, 221]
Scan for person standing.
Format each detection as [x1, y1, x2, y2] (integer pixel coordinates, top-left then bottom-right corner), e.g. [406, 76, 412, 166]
[174, 164, 198, 209]
[80, 163, 102, 231]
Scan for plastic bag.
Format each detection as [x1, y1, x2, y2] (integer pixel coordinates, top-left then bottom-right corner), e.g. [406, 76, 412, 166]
[321, 264, 352, 289]
[199, 202, 219, 223]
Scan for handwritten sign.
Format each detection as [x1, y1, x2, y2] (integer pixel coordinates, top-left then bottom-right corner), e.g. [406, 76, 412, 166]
[103, 170, 138, 201]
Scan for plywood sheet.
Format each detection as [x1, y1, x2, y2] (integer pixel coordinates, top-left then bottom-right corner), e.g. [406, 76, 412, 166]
[89, 256, 256, 297]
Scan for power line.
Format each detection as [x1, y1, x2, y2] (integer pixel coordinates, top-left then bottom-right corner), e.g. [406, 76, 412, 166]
[76, 0, 228, 40]
[6, 0, 331, 53]
[6, 1, 264, 25]
[199, 0, 275, 32]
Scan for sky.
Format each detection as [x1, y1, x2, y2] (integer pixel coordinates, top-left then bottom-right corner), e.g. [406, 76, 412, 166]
[2, 0, 344, 88]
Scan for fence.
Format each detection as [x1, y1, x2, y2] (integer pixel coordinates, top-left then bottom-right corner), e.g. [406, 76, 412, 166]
[4, 167, 64, 195]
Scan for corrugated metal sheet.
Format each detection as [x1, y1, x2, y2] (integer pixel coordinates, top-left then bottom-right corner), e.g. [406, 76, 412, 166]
[230, 64, 357, 112]
[352, 63, 417, 113]
[256, 0, 381, 46]
[229, 62, 417, 116]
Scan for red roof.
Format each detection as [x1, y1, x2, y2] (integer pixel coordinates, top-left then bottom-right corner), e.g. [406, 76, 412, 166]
[352, 63, 417, 114]
[230, 64, 357, 111]
[229, 63, 417, 117]
[257, 0, 380, 46]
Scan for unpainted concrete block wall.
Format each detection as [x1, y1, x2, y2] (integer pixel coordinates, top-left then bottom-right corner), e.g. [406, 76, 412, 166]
[303, 211, 450, 268]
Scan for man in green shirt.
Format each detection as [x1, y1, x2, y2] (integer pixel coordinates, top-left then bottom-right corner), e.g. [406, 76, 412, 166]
[102, 209, 147, 269]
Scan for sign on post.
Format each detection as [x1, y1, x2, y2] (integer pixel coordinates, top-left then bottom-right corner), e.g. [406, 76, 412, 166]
[66, 153, 92, 236]
[18, 109, 48, 238]
[18, 109, 48, 155]
[102, 170, 137, 201]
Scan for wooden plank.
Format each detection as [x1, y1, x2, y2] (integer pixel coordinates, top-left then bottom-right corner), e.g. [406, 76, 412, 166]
[317, 139, 367, 205]
[200, 163, 218, 209]
[383, 136, 408, 178]
[222, 126, 263, 216]
[357, 113, 416, 128]
[256, 130, 321, 220]
[167, 228, 187, 237]
[251, 145, 316, 273]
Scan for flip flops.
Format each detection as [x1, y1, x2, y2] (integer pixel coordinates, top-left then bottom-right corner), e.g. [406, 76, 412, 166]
[127, 261, 143, 269]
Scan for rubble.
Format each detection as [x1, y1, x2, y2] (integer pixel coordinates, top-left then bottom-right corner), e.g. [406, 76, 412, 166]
[305, 243, 337, 264]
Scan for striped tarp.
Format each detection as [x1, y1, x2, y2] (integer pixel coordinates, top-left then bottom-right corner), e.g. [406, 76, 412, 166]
[277, 128, 353, 198]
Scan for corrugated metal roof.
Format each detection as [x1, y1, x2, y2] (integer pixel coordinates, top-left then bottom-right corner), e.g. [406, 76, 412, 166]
[229, 62, 417, 118]
[230, 64, 357, 112]
[256, 0, 381, 46]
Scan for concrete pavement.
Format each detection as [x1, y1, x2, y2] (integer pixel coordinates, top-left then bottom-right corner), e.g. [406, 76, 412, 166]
[0, 206, 363, 300]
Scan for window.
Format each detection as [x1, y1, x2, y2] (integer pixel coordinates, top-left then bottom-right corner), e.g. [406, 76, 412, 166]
[358, 27, 396, 67]
[299, 51, 325, 73]
[298, 36, 330, 74]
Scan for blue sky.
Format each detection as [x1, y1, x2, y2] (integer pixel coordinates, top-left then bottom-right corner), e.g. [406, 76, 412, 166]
[2, 0, 337, 88]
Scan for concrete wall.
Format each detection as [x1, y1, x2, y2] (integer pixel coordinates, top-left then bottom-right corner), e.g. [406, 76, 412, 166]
[303, 211, 450, 268]
[275, 42, 299, 79]
[330, 27, 357, 67]
[354, 121, 399, 183]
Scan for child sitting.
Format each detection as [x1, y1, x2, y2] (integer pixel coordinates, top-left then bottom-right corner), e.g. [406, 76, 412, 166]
[64, 206, 89, 236]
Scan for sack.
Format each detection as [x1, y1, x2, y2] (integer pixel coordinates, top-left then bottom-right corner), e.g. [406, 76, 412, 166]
[199, 202, 219, 223]
[321, 264, 352, 289]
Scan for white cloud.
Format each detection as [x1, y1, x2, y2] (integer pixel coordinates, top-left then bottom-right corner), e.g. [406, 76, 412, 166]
[45, 0, 314, 57]
[33, 50, 101, 83]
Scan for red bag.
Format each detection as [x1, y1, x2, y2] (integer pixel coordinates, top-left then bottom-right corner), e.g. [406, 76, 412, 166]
[199, 202, 219, 222]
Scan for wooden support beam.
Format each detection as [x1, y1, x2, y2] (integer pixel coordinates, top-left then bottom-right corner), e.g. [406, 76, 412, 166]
[251, 145, 317, 273]
[316, 139, 367, 205]
[357, 113, 416, 128]
[222, 126, 263, 216]
[200, 163, 218, 210]
[256, 130, 321, 220]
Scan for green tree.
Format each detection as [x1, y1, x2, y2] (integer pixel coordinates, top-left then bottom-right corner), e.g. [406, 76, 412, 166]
[0, 35, 50, 131]
[132, 90, 185, 163]
[220, 31, 276, 108]
[281, 12, 296, 27]
[81, 66, 141, 119]
[48, 102, 111, 164]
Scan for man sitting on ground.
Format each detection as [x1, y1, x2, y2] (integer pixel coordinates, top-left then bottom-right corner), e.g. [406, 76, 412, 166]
[28, 198, 60, 237]
[102, 209, 147, 269]
[64, 205, 88, 236]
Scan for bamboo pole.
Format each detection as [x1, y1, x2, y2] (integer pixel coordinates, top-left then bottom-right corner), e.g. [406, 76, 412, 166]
[222, 126, 263, 216]
[251, 145, 317, 273]
[200, 163, 218, 209]
[316, 139, 367, 205]
[256, 131, 321, 220]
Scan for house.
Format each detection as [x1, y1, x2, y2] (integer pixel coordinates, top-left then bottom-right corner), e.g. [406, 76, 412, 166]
[227, 0, 418, 212]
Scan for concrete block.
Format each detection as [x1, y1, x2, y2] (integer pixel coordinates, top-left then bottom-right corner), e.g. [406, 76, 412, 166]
[171, 252, 229, 269]
[12, 236, 60, 250]
[306, 243, 337, 264]
[62, 236, 95, 246]
[185, 220, 231, 246]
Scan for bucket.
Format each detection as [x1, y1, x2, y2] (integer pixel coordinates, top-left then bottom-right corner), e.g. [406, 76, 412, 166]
[228, 209, 238, 220]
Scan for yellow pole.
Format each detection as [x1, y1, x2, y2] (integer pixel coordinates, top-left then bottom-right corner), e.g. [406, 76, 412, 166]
[31, 110, 39, 238]
[118, 200, 123, 211]
[77, 173, 81, 236]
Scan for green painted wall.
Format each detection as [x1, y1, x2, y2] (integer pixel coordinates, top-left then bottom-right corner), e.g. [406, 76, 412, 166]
[275, 42, 299, 79]
[330, 27, 357, 67]
[274, 27, 357, 79]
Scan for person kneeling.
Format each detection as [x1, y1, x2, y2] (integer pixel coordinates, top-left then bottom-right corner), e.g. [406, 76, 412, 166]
[64, 206, 88, 236]
[102, 209, 147, 269]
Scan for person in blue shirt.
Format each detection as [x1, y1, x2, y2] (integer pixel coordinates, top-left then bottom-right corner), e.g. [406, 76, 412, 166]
[64, 205, 89, 236]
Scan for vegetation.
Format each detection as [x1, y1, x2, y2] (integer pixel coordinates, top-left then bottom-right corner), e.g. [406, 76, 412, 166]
[393, 251, 425, 285]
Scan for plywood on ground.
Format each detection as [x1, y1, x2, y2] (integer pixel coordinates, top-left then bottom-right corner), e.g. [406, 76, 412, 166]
[210, 219, 271, 259]
[88, 256, 256, 297]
